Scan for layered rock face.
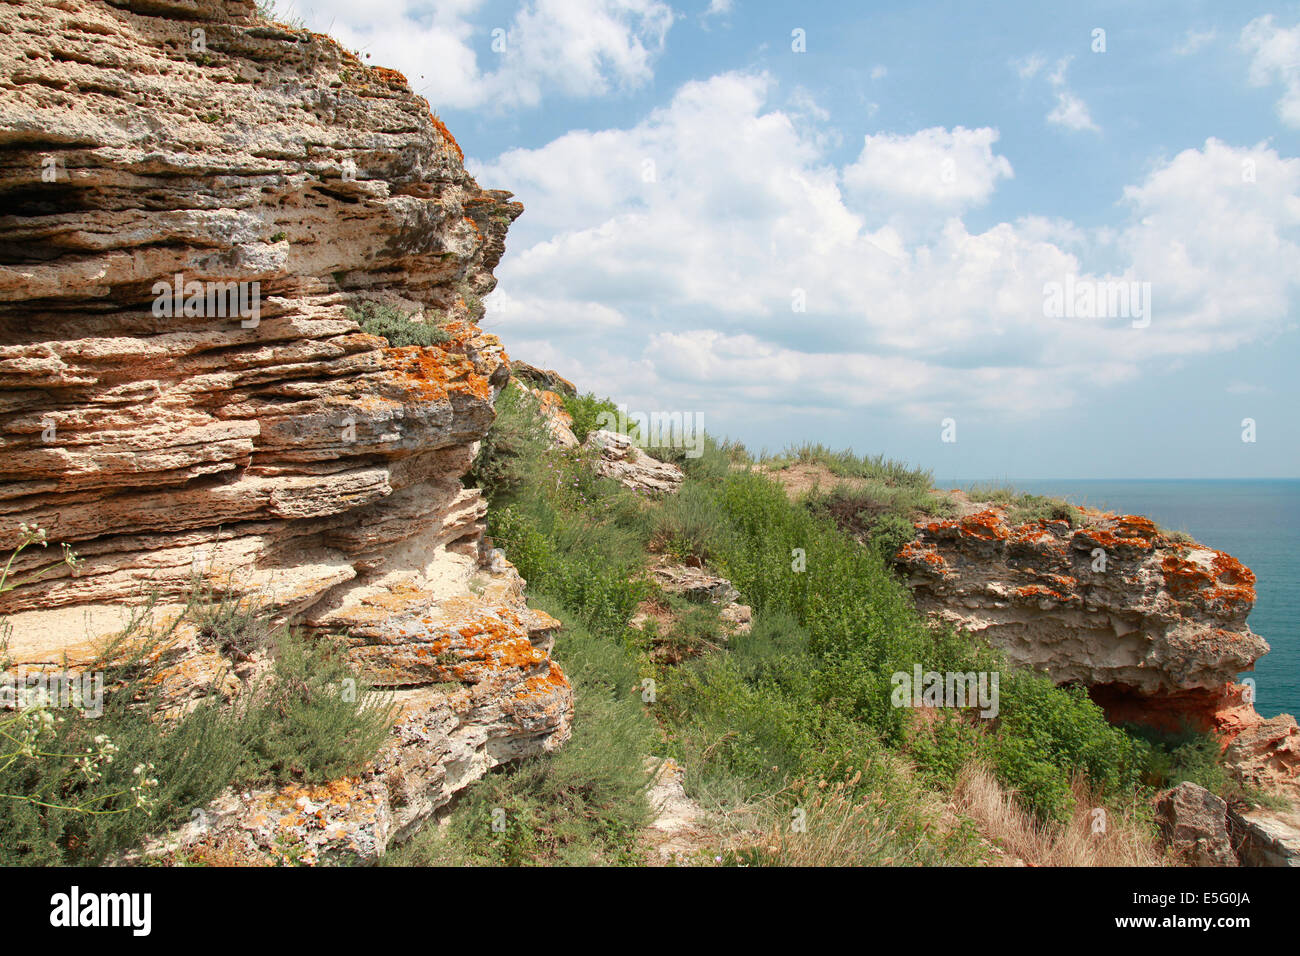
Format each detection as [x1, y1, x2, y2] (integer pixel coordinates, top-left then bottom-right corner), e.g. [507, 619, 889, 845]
[896, 497, 1300, 863]
[0, 0, 571, 859]
[895, 502, 1270, 735]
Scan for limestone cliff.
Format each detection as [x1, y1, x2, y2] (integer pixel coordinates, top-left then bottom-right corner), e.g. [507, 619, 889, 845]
[894, 492, 1300, 857]
[894, 498, 1274, 737]
[0, 0, 571, 861]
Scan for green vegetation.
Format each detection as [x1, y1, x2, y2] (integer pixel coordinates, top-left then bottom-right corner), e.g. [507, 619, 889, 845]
[425, 384, 1185, 865]
[0, 547, 393, 866]
[465, 384, 551, 502]
[966, 483, 1081, 527]
[563, 391, 621, 443]
[805, 482, 953, 555]
[763, 442, 933, 488]
[347, 300, 449, 348]
[1128, 725, 1283, 809]
[2, 377, 1237, 866]
[759, 443, 960, 552]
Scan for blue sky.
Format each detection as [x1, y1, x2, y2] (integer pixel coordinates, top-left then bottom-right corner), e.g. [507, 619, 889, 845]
[292, 0, 1300, 479]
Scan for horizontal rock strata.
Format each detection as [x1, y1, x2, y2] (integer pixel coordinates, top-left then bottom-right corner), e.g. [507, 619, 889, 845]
[0, 0, 571, 860]
[895, 504, 1269, 733]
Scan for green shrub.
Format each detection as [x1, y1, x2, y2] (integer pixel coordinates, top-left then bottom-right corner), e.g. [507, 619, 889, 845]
[0, 601, 246, 865]
[189, 582, 277, 661]
[489, 503, 648, 638]
[987, 673, 1144, 822]
[765, 443, 933, 489]
[564, 392, 621, 443]
[0, 538, 397, 864]
[966, 482, 1018, 505]
[650, 482, 729, 563]
[1007, 493, 1080, 527]
[233, 630, 395, 785]
[805, 483, 933, 554]
[467, 385, 551, 505]
[347, 300, 449, 347]
[967, 484, 1079, 527]
[907, 711, 985, 788]
[726, 609, 809, 681]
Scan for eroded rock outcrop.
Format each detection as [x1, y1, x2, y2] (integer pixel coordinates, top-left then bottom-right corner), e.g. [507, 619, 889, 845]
[0, 0, 571, 860]
[895, 501, 1271, 735]
[585, 429, 684, 495]
[896, 496, 1300, 862]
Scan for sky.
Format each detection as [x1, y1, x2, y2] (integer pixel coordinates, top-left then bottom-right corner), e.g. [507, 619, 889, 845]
[288, 0, 1300, 480]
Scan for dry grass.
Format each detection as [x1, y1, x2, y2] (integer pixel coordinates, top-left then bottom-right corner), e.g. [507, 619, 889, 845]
[739, 768, 962, 866]
[952, 763, 1169, 867]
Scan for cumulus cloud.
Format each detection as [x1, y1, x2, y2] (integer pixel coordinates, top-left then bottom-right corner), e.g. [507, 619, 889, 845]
[1242, 15, 1300, 127]
[842, 126, 1014, 213]
[294, 0, 673, 110]
[473, 72, 1300, 425]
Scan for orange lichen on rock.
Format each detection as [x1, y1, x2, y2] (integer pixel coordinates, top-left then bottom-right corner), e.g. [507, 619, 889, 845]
[1115, 515, 1159, 539]
[959, 509, 1009, 541]
[429, 112, 464, 163]
[1009, 521, 1059, 546]
[369, 66, 409, 89]
[1213, 551, 1256, 589]
[533, 389, 572, 425]
[1014, 584, 1066, 601]
[382, 342, 493, 405]
[1160, 551, 1254, 609]
[896, 539, 950, 573]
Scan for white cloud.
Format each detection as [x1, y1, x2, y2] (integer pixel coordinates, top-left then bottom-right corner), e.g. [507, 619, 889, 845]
[1045, 57, 1098, 132]
[1242, 15, 1300, 127]
[1015, 54, 1046, 81]
[842, 126, 1013, 212]
[1174, 29, 1216, 56]
[1014, 54, 1098, 132]
[294, 0, 674, 110]
[474, 72, 1300, 425]
[1047, 90, 1098, 132]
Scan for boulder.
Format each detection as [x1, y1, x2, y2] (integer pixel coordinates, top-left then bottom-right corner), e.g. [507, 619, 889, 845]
[584, 429, 683, 495]
[1153, 782, 1237, 866]
[652, 565, 741, 605]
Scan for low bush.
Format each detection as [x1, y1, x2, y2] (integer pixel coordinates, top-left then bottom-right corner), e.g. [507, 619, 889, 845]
[0, 542, 396, 864]
[764, 443, 933, 489]
[466, 385, 550, 504]
[347, 300, 449, 347]
[564, 392, 621, 443]
[650, 482, 730, 563]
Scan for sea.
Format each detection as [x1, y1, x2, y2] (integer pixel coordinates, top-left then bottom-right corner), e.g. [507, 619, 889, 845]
[945, 478, 1300, 720]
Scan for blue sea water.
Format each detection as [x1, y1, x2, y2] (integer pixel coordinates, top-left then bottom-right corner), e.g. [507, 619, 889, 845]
[947, 479, 1300, 720]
